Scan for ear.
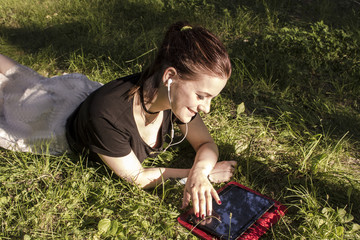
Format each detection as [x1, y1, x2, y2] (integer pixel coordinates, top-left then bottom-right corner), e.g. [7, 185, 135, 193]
[162, 67, 177, 87]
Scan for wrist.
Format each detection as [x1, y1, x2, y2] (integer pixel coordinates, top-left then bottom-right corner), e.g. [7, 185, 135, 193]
[190, 166, 212, 178]
[188, 168, 212, 184]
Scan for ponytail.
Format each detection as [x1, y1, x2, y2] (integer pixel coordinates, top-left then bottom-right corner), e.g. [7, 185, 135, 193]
[129, 21, 231, 104]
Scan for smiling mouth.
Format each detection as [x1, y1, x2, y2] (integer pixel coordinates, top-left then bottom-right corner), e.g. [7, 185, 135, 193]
[188, 108, 197, 115]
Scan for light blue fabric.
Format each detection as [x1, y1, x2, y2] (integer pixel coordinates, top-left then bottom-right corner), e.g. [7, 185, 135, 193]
[0, 64, 102, 154]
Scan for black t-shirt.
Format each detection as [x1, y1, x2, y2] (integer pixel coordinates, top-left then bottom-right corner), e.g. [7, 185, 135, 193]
[66, 73, 172, 162]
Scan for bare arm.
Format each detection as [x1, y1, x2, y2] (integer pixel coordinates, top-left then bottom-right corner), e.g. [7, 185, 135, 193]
[98, 151, 190, 189]
[178, 115, 237, 218]
[98, 114, 235, 216]
[178, 114, 221, 218]
[0, 54, 18, 75]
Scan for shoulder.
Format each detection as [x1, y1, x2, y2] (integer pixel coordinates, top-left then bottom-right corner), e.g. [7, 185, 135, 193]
[88, 73, 141, 111]
[74, 73, 141, 124]
[98, 72, 141, 95]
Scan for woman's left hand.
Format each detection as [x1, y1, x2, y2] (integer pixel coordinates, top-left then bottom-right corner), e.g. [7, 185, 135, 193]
[182, 169, 221, 219]
[208, 160, 237, 183]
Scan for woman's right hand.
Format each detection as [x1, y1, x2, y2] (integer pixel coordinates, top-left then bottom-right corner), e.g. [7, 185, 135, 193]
[182, 168, 220, 219]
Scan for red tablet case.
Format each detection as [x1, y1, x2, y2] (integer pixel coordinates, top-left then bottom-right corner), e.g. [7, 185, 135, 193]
[177, 181, 287, 240]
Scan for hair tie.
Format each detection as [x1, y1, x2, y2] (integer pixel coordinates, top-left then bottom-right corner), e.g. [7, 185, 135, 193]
[180, 26, 192, 31]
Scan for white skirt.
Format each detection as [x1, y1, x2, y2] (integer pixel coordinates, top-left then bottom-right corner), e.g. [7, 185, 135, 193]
[0, 64, 102, 155]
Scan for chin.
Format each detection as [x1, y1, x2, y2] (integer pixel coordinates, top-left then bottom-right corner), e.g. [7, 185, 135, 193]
[181, 117, 192, 124]
[173, 111, 192, 124]
[181, 114, 195, 123]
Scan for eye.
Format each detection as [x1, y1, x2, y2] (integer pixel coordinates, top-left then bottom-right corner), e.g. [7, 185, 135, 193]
[196, 94, 205, 100]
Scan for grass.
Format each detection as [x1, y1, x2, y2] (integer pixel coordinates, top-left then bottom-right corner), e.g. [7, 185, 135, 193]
[0, 0, 360, 239]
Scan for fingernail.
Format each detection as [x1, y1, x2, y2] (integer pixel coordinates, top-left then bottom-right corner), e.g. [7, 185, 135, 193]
[218, 200, 222, 205]
[202, 214, 205, 219]
[196, 213, 199, 218]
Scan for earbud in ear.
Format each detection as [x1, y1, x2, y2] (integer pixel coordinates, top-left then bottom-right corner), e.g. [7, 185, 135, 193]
[167, 79, 173, 105]
[167, 79, 173, 92]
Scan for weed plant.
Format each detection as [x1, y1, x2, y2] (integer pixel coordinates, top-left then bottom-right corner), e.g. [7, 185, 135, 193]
[1, 0, 360, 239]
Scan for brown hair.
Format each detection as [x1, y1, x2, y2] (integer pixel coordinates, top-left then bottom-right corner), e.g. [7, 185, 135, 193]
[129, 21, 231, 104]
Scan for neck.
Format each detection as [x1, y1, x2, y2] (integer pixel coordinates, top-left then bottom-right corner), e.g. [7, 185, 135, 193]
[135, 92, 161, 126]
[139, 90, 159, 114]
[146, 85, 171, 112]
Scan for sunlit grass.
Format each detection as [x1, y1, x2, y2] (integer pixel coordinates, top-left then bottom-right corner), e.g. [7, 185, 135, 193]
[1, 0, 360, 239]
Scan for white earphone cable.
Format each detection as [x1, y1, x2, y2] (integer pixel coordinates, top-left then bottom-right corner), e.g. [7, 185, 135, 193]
[162, 78, 188, 152]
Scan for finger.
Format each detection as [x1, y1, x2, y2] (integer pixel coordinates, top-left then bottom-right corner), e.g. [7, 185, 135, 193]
[206, 190, 212, 217]
[197, 189, 206, 219]
[200, 219, 206, 226]
[181, 189, 191, 209]
[206, 216, 212, 224]
[191, 188, 200, 218]
[211, 187, 221, 205]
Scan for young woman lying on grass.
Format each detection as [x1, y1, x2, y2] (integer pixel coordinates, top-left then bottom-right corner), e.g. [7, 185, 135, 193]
[0, 21, 236, 220]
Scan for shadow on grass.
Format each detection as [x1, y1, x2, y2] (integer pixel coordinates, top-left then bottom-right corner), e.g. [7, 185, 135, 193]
[2, 0, 358, 65]
[227, 0, 360, 31]
[0, 0, 176, 69]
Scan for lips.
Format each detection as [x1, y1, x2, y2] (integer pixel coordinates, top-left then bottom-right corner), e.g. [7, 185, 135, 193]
[187, 107, 197, 116]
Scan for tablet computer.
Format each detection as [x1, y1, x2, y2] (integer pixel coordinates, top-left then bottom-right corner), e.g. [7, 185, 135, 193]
[177, 182, 286, 240]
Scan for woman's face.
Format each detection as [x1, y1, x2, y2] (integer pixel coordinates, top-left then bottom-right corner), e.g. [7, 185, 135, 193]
[169, 73, 227, 123]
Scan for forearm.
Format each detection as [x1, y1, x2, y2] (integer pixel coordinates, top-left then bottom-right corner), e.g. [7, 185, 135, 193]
[137, 142, 218, 188]
[134, 167, 190, 189]
[190, 142, 219, 177]
[98, 152, 190, 189]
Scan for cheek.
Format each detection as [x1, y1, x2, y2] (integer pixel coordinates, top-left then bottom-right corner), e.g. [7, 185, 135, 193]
[173, 87, 188, 103]
[174, 93, 195, 108]
[172, 84, 198, 109]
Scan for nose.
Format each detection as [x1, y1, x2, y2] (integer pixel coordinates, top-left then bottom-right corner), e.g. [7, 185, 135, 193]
[198, 99, 211, 114]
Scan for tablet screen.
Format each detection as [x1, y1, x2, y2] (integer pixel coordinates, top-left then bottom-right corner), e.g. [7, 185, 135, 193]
[187, 184, 275, 239]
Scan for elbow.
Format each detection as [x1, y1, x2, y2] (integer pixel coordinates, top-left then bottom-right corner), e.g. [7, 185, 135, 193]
[124, 174, 146, 189]
[133, 178, 149, 189]
[139, 182, 153, 189]
[130, 173, 155, 189]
